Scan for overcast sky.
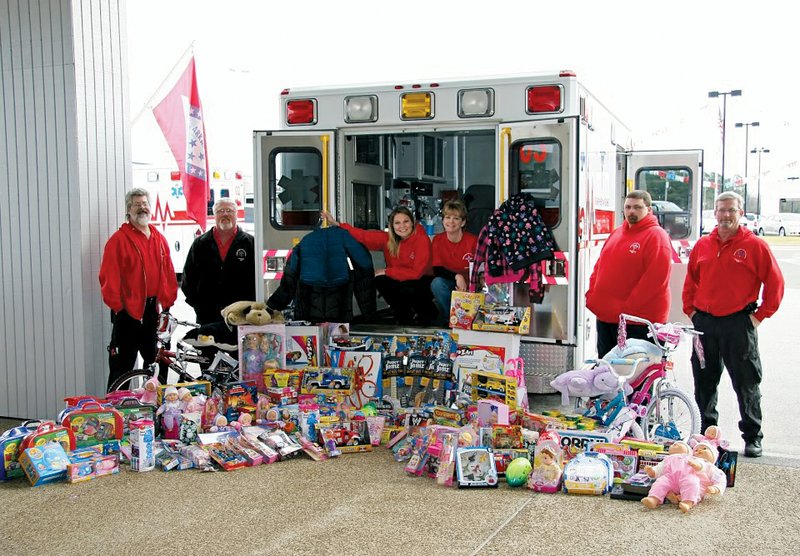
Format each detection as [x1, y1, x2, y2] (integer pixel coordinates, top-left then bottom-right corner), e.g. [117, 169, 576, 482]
[127, 0, 799, 199]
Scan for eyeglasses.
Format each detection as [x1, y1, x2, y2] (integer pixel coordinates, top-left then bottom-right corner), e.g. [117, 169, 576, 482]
[215, 208, 236, 215]
[715, 208, 740, 215]
[131, 202, 150, 208]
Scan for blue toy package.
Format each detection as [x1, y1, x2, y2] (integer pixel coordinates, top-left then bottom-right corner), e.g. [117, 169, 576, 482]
[562, 451, 614, 495]
[0, 420, 42, 481]
[19, 442, 70, 486]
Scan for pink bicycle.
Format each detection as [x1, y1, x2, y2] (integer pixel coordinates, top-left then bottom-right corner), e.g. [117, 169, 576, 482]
[607, 314, 702, 442]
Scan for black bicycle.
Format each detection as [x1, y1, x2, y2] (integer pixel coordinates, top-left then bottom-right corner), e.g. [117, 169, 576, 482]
[107, 315, 240, 394]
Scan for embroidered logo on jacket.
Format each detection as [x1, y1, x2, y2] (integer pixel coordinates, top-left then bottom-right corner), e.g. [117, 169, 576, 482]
[733, 248, 747, 262]
[629, 242, 641, 254]
[235, 248, 247, 261]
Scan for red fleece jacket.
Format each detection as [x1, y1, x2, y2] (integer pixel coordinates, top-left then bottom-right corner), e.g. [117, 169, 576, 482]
[585, 213, 673, 324]
[99, 223, 178, 320]
[340, 222, 432, 281]
[683, 226, 784, 321]
[432, 231, 478, 278]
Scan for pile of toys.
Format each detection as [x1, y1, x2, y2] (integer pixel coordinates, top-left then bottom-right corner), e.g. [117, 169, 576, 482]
[0, 323, 736, 514]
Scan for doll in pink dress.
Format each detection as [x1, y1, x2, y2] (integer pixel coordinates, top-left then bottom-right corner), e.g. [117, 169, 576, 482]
[642, 441, 706, 512]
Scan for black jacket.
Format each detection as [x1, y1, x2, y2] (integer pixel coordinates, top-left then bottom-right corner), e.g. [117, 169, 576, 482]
[181, 227, 256, 324]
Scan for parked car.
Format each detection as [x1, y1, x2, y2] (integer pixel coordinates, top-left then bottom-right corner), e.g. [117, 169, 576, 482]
[650, 201, 690, 239]
[758, 213, 800, 236]
[743, 212, 758, 231]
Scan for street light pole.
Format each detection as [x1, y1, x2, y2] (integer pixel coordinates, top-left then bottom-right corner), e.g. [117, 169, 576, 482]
[709, 89, 742, 193]
[735, 121, 760, 212]
[751, 147, 770, 216]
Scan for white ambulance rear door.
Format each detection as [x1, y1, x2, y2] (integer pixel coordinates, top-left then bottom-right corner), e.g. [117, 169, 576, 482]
[253, 130, 336, 301]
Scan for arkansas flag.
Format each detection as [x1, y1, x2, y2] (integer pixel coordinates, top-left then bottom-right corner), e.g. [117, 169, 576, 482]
[152, 56, 209, 230]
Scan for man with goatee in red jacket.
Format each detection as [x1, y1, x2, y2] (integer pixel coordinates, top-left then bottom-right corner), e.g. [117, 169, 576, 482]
[586, 190, 673, 358]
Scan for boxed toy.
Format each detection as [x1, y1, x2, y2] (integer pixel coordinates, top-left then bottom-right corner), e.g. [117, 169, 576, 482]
[111, 397, 156, 436]
[477, 399, 510, 427]
[301, 367, 354, 396]
[528, 430, 562, 493]
[471, 371, 517, 408]
[593, 443, 638, 483]
[66, 449, 119, 483]
[129, 419, 155, 472]
[327, 350, 383, 408]
[238, 324, 287, 392]
[0, 420, 42, 481]
[717, 446, 738, 488]
[453, 329, 520, 399]
[558, 429, 616, 463]
[472, 305, 531, 335]
[455, 446, 498, 488]
[562, 452, 614, 495]
[18, 421, 76, 454]
[285, 324, 322, 369]
[19, 443, 70, 486]
[60, 402, 123, 448]
[449, 291, 484, 330]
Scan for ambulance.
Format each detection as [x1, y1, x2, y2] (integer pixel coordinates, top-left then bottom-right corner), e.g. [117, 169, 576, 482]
[132, 164, 247, 273]
[252, 70, 702, 391]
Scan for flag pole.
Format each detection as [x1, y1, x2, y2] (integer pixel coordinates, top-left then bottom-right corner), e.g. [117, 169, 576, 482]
[131, 41, 196, 126]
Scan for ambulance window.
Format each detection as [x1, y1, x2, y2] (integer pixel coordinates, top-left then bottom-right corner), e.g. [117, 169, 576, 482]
[355, 136, 382, 166]
[512, 140, 562, 228]
[270, 148, 322, 229]
[636, 167, 693, 240]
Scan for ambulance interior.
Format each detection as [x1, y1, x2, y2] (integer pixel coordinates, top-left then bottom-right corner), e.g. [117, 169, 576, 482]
[270, 128, 569, 339]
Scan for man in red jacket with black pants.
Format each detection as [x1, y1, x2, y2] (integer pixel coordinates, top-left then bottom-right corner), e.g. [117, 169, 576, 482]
[586, 190, 673, 358]
[683, 191, 784, 458]
[99, 188, 178, 390]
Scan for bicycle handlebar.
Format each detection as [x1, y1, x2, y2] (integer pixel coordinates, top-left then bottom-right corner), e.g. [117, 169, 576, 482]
[618, 313, 702, 351]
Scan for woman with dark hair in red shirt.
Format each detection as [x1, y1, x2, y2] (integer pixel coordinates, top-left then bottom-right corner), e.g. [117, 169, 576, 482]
[321, 207, 436, 325]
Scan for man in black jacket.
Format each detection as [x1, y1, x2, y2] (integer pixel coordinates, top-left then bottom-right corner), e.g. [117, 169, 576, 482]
[181, 198, 256, 327]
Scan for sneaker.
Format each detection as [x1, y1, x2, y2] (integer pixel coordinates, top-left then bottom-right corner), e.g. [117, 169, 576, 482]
[744, 440, 762, 458]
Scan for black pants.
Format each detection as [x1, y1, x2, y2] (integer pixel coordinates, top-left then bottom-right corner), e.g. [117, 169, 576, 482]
[691, 310, 763, 443]
[375, 275, 437, 325]
[596, 319, 650, 359]
[107, 298, 161, 389]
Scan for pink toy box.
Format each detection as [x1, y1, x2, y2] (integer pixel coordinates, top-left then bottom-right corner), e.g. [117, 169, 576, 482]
[477, 399, 510, 427]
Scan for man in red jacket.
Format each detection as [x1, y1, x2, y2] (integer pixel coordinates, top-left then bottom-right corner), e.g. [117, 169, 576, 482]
[586, 190, 673, 357]
[683, 192, 784, 458]
[99, 188, 178, 389]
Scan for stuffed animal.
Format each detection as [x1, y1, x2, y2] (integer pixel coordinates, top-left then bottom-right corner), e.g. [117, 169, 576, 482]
[550, 362, 632, 406]
[220, 300, 274, 328]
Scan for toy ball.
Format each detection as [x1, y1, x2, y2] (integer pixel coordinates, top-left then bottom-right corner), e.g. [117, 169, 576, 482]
[505, 457, 533, 487]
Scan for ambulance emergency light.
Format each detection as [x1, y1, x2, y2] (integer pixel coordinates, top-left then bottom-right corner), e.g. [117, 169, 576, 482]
[458, 88, 494, 118]
[286, 98, 317, 125]
[400, 92, 433, 120]
[526, 85, 562, 114]
[345, 95, 378, 123]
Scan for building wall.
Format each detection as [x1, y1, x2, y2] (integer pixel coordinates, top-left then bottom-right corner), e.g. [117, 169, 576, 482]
[0, 0, 130, 418]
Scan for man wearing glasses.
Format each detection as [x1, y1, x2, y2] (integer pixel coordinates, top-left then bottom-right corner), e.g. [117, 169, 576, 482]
[182, 197, 256, 326]
[683, 192, 784, 458]
[99, 188, 178, 388]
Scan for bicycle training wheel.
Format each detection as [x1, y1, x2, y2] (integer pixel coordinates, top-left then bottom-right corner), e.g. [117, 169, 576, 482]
[642, 388, 701, 442]
[107, 369, 152, 393]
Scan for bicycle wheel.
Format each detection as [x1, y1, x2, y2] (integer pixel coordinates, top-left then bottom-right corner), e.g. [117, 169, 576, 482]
[107, 369, 152, 393]
[642, 388, 701, 442]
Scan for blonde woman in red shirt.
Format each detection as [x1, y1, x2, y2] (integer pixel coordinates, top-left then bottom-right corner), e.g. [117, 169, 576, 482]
[322, 207, 436, 325]
[431, 200, 477, 325]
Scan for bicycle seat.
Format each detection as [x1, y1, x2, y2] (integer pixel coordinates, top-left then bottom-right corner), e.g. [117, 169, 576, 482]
[602, 339, 662, 382]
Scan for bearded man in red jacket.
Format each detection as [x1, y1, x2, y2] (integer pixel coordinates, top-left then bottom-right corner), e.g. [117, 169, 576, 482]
[683, 191, 784, 458]
[99, 188, 178, 389]
[586, 190, 673, 358]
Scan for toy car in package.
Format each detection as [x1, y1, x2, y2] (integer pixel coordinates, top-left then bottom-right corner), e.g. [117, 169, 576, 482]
[562, 451, 614, 495]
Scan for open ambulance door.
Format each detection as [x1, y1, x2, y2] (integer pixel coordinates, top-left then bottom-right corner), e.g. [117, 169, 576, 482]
[503, 118, 578, 352]
[626, 149, 704, 323]
[253, 130, 336, 301]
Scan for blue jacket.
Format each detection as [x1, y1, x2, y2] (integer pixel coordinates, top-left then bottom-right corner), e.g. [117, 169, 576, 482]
[267, 226, 376, 322]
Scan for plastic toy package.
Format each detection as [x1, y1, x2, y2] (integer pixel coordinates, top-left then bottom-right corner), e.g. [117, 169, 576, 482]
[562, 451, 614, 495]
[455, 447, 498, 488]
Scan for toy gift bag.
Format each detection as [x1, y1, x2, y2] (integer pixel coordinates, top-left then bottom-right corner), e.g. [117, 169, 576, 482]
[527, 430, 562, 493]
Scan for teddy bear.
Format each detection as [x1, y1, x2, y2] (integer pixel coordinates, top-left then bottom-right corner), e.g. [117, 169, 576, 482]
[550, 362, 632, 406]
[220, 300, 279, 328]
